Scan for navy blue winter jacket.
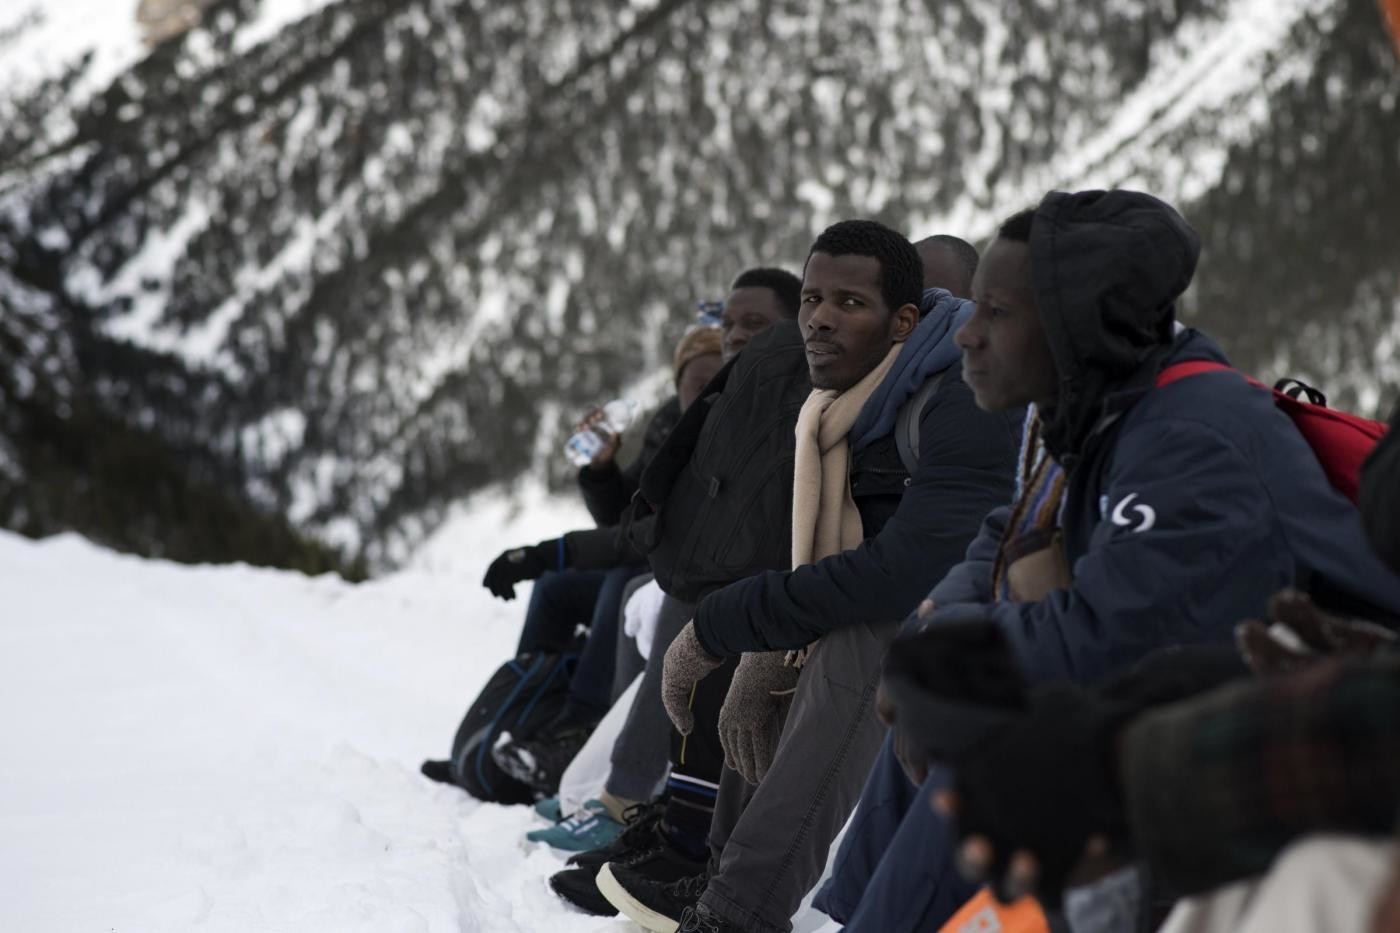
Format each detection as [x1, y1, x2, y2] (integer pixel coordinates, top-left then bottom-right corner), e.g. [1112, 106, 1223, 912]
[927, 190, 1400, 685]
[1361, 405, 1400, 574]
[933, 331, 1400, 684]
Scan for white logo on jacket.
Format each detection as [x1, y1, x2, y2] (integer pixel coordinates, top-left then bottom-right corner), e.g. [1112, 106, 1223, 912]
[1110, 493, 1156, 533]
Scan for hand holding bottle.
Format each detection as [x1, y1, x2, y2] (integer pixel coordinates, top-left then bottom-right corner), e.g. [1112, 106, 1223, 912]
[564, 399, 637, 468]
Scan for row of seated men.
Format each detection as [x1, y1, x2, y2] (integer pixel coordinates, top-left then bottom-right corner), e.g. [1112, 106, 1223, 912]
[428, 187, 1400, 933]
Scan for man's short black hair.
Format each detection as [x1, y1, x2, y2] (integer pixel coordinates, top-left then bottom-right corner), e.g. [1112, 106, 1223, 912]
[806, 219, 923, 313]
[997, 209, 1036, 243]
[731, 267, 802, 318]
[914, 234, 980, 298]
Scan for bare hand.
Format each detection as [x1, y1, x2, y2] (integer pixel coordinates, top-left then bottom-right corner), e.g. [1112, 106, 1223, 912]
[575, 407, 622, 467]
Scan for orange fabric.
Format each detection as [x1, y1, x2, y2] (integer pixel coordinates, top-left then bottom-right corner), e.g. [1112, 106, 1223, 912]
[937, 887, 1050, 933]
[1385, 0, 1400, 56]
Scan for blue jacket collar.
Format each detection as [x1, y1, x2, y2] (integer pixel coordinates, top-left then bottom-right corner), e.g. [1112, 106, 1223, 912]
[850, 288, 972, 453]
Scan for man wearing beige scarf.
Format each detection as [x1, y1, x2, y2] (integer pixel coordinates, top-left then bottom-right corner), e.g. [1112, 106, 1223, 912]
[599, 222, 1018, 933]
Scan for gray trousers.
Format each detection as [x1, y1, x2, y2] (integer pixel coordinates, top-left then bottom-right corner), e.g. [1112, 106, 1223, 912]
[611, 573, 655, 702]
[606, 593, 695, 801]
[700, 619, 897, 933]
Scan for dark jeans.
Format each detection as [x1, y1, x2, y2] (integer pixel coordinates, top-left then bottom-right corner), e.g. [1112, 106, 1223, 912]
[516, 565, 644, 717]
[813, 733, 978, 932]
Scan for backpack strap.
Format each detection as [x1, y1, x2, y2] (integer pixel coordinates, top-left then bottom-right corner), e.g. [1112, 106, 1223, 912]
[1157, 360, 1285, 396]
[1155, 359, 1388, 506]
[1155, 360, 1239, 388]
[895, 369, 949, 475]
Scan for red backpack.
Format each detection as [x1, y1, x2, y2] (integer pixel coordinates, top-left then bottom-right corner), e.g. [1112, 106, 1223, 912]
[1156, 360, 1388, 503]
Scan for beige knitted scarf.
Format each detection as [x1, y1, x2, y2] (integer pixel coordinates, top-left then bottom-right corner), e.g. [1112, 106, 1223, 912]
[784, 340, 904, 665]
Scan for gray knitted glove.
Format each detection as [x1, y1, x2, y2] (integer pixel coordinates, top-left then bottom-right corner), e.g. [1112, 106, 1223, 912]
[718, 651, 800, 785]
[661, 621, 725, 735]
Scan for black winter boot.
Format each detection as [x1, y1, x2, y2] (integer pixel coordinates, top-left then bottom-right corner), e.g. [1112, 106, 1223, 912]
[677, 902, 738, 932]
[548, 800, 699, 917]
[598, 865, 709, 932]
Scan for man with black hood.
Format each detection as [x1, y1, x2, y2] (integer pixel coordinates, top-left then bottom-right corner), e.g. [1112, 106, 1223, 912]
[934, 189, 1400, 682]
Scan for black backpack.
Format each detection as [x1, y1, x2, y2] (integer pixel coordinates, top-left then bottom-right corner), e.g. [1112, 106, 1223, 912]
[626, 320, 812, 603]
[448, 651, 577, 804]
[893, 368, 949, 473]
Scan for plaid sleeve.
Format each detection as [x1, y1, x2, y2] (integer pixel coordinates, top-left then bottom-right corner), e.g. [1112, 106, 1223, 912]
[1121, 654, 1400, 896]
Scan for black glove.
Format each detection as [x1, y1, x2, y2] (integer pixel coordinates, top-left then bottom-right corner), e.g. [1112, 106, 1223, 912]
[884, 623, 1246, 909]
[880, 621, 1029, 766]
[482, 539, 560, 600]
[946, 685, 1133, 909]
[875, 683, 928, 786]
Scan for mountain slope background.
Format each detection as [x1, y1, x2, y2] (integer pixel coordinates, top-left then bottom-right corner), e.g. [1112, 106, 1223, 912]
[1, 0, 1397, 571]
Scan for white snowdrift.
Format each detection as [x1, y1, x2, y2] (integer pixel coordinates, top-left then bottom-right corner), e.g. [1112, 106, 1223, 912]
[0, 489, 633, 932]
[0, 489, 838, 931]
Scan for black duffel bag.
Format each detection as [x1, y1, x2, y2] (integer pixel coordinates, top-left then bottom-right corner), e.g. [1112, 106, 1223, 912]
[448, 651, 578, 804]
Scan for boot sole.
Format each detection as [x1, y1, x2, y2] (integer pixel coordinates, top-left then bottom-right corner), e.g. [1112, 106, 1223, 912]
[547, 868, 619, 918]
[595, 862, 681, 933]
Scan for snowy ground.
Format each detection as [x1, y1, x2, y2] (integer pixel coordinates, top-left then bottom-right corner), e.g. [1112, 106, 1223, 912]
[0, 489, 838, 932]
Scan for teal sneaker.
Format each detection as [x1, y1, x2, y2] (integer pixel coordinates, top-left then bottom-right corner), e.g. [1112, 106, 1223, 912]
[526, 799, 624, 852]
[533, 796, 564, 823]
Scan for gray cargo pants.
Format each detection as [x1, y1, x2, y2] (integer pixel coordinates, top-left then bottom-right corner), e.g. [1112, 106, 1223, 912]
[700, 619, 897, 933]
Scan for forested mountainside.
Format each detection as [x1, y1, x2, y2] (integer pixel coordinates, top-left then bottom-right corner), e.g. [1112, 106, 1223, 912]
[1, 0, 1396, 571]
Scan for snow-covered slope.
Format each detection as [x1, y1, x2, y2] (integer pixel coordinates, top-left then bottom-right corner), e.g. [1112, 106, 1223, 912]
[0, 492, 711, 932]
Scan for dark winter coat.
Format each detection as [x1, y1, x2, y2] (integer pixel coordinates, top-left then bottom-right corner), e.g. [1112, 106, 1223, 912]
[577, 396, 682, 528]
[928, 190, 1400, 685]
[690, 359, 1021, 657]
[624, 319, 811, 602]
[1361, 405, 1400, 574]
[923, 505, 1010, 614]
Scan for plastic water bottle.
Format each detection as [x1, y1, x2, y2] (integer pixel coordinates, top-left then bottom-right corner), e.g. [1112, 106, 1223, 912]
[694, 299, 724, 328]
[564, 398, 638, 467]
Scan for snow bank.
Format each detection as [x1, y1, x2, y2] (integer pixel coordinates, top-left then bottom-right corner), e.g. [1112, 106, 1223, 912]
[0, 488, 839, 931]
[0, 487, 625, 932]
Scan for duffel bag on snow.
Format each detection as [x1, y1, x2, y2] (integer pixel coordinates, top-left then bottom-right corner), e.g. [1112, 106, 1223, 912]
[448, 651, 578, 804]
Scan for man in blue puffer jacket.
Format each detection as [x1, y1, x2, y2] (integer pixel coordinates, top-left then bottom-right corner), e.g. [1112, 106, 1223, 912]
[819, 188, 1400, 933]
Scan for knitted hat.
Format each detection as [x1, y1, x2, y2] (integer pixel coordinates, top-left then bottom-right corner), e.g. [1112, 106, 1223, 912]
[673, 326, 723, 382]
